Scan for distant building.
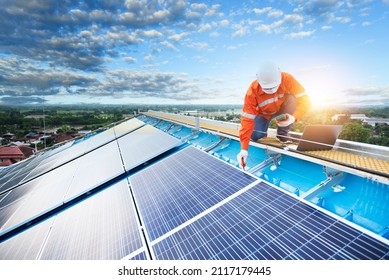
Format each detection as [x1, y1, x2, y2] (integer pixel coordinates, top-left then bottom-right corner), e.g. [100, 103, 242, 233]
[331, 114, 346, 121]
[331, 113, 389, 126]
[350, 114, 368, 120]
[24, 115, 45, 119]
[2, 132, 15, 140]
[78, 130, 92, 135]
[0, 145, 35, 167]
[363, 118, 389, 126]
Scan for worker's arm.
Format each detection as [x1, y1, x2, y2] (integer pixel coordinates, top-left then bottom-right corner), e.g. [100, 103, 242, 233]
[284, 73, 311, 121]
[239, 83, 258, 151]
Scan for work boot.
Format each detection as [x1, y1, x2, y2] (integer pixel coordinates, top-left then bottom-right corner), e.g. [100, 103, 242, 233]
[276, 135, 293, 144]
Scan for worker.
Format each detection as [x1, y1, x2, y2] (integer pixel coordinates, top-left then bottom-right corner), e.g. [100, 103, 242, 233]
[237, 62, 311, 169]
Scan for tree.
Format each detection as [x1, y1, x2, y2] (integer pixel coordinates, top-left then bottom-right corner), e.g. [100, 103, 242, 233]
[338, 121, 370, 142]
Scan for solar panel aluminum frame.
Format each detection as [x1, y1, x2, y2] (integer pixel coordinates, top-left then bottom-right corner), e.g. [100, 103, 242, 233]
[129, 146, 260, 259]
[150, 180, 389, 260]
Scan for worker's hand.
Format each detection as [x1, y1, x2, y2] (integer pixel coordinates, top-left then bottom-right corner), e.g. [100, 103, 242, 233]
[237, 150, 248, 170]
[275, 113, 295, 127]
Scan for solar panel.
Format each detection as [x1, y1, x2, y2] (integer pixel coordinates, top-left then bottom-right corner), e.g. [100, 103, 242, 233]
[128, 251, 148, 260]
[39, 179, 144, 260]
[0, 154, 46, 194]
[1, 115, 388, 261]
[0, 218, 54, 260]
[130, 146, 258, 242]
[0, 141, 124, 234]
[118, 124, 181, 171]
[0, 159, 79, 234]
[63, 141, 124, 201]
[0, 119, 143, 194]
[151, 181, 389, 260]
[113, 118, 145, 138]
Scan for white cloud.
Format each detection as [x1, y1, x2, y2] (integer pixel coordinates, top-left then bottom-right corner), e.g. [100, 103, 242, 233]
[161, 40, 177, 50]
[255, 20, 283, 34]
[124, 0, 146, 10]
[185, 11, 202, 19]
[359, 7, 371, 16]
[205, 4, 222, 16]
[220, 19, 229, 26]
[187, 42, 208, 50]
[232, 24, 248, 37]
[137, 30, 163, 38]
[169, 32, 190, 42]
[144, 54, 153, 61]
[268, 9, 284, 18]
[190, 3, 207, 10]
[321, 25, 332, 30]
[123, 56, 137, 63]
[340, 86, 389, 106]
[152, 10, 170, 21]
[199, 23, 212, 32]
[283, 14, 304, 23]
[328, 14, 351, 23]
[118, 12, 137, 24]
[285, 30, 315, 39]
[362, 21, 371, 26]
[253, 7, 272, 15]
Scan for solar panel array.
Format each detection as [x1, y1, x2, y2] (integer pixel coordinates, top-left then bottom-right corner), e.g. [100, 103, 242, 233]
[0, 117, 388, 260]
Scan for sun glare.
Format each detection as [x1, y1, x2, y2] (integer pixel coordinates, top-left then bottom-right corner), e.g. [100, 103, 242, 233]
[297, 64, 349, 108]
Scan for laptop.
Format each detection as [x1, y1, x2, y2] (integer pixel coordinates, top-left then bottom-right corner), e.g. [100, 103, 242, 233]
[289, 125, 343, 152]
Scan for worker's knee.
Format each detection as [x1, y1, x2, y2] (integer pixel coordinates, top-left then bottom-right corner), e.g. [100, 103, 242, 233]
[251, 131, 267, 141]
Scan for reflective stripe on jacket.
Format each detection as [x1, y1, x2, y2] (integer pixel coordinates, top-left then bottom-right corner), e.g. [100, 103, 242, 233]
[239, 72, 311, 150]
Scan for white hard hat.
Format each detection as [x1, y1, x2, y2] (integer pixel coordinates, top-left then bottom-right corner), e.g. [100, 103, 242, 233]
[256, 62, 281, 94]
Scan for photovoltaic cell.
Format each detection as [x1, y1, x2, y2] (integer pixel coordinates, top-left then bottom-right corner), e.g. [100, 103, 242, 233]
[152, 181, 389, 260]
[0, 119, 143, 194]
[118, 125, 181, 171]
[39, 180, 143, 260]
[0, 140, 127, 236]
[0, 154, 45, 194]
[113, 118, 145, 138]
[130, 146, 258, 241]
[0, 218, 54, 260]
[2, 115, 388, 261]
[0, 159, 79, 234]
[63, 141, 124, 201]
[129, 251, 148, 260]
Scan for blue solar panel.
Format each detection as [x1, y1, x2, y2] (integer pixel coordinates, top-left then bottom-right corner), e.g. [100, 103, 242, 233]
[0, 218, 54, 260]
[1, 115, 388, 261]
[0, 141, 125, 235]
[0, 159, 80, 235]
[39, 180, 144, 260]
[0, 119, 144, 195]
[130, 146, 258, 241]
[118, 125, 180, 171]
[152, 181, 389, 260]
[128, 251, 148, 260]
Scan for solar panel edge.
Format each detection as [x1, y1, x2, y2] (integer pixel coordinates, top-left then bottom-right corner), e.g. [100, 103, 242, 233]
[256, 181, 389, 247]
[151, 180, 389, 260]
[0, 120, 147, 196]
[123, 177, 152, 260]
[0, 126, 186, 244]
[37, 180, 145, 260]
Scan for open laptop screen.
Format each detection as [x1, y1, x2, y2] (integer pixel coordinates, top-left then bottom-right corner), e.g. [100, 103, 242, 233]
[296, 125, 343, 151]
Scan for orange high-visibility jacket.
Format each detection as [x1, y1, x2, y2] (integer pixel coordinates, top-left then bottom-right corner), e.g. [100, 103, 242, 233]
[239, 72, 311, 150]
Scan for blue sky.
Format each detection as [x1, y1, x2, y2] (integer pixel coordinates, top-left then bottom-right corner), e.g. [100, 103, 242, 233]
[0, 0, 388, 108]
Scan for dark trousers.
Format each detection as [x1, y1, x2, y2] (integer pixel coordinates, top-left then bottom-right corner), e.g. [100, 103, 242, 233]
[251, 94, 297, 141]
